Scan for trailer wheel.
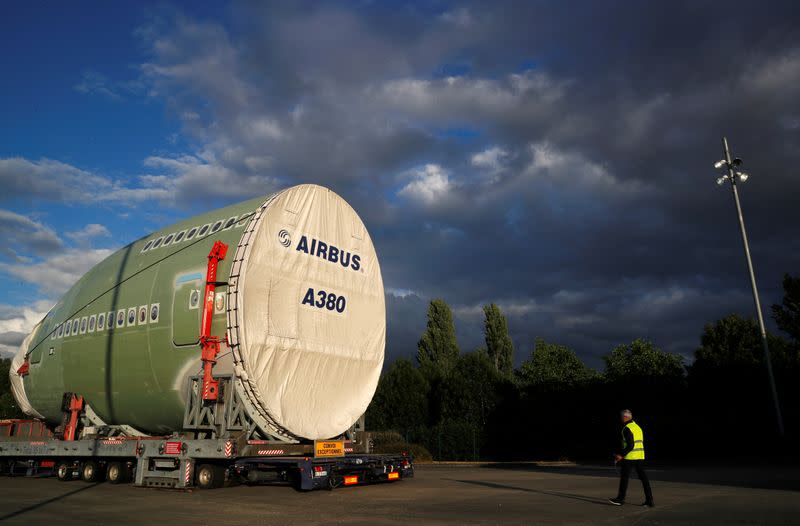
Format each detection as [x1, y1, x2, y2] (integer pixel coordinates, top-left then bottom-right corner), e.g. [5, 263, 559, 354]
[56, 462, 74, 482]
[106, 461, 128, 484]
[195, 464, 225, 489]
[81, 460, 104, 482]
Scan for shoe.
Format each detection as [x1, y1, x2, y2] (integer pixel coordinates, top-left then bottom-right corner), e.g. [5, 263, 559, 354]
[641, 501, 655, 508]
[608, 498, 624, 506]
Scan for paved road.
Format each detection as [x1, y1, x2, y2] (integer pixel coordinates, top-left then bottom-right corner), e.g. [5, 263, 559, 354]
[0, 463, 798, 525]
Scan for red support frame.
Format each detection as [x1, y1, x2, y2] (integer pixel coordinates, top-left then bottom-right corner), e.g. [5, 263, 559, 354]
[200, 241, 229, 401]
[63, 394, 84, 441]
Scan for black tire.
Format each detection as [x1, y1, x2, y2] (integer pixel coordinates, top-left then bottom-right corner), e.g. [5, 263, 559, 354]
[195, 463, 225, 489]
[56, 462, 74, 482]
[81, 460, 104, 482]
[106, 461, 126, 484]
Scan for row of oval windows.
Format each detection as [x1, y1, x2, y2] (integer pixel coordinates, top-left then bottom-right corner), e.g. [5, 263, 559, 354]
[141, 211, 253, 254]
[50, 304, 160, 340]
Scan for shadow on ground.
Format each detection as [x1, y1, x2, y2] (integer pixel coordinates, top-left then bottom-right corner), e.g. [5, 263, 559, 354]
[479, 462, 800, 492]
[445, 478, 618, 506]
[0, 482, 102, 522]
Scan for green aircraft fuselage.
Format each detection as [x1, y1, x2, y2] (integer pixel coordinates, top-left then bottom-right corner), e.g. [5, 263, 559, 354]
[23, 195, 267, 433]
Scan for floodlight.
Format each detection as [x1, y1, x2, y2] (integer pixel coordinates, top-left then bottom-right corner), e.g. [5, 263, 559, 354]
[737, 171, 749, 182]
[716, 175, 728, 185]
[714, 160, 727, 169]
[732, 158, 742, 167]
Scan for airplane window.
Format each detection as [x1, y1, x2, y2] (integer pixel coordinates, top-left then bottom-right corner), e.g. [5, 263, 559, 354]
[223, 216, 237, 230]
[138, 306, 147, 324]
[198, 224, 211, 237]
[174, 230, 186, 243]
[141, 239, 154, 253]
[186, 227, 198, 240]
[189, 289, 200, 309]
[211, 220, 223, 234]
[163, 233, 175, 246]
[88, 315, 96, 332]
[98, 313, 105, 330]
[127, 308, 136, 325]
[72, 319, 80, 334]
[152, 236, 164, 249]
[57, 323, 64, 338]
[117, 311, 125, 327]
[80, 317, 87, 334]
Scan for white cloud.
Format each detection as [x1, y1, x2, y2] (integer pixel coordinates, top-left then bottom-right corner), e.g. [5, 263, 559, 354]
[471, 146, 511, 182]
[0, 157, 114, 204]
[0, 209, 62, 257]
[141, 153, 280, 202]
[66, 224, 111, 246]
[398, 164, 453, 206]
[375, 71, 566, 124]
[439, 7, 473, 28]
[0, 300, 54, 357]
[0, 248, 114, 298]
[74, 71, 124, 100]
[524, 142, 648, 197]
[386, 287, 418, 298]
[741, 48, 800, 99]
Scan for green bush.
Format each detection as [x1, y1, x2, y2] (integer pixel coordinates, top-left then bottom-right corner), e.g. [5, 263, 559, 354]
[370, 431, 433, 462]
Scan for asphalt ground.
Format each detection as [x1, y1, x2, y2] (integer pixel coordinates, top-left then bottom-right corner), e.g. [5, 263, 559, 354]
[0, 462, 798, 525]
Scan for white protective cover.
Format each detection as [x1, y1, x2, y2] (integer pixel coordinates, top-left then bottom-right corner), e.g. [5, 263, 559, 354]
[9, 321, 45, 419]
[233, 185, 385, 439]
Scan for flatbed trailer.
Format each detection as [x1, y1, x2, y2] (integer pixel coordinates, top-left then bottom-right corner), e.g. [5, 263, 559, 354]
[0, 377, 413, 490]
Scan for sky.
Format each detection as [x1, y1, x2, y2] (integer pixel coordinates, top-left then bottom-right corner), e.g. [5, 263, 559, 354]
[1, 1, 799, 368]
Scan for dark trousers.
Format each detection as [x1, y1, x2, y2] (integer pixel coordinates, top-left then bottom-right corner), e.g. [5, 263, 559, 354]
[616, 459, 653, 504]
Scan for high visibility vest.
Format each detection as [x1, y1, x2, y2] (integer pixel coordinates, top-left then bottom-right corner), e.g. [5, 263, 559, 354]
[622, 421, 645, 460]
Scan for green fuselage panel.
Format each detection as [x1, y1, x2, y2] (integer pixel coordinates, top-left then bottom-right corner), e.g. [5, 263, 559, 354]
[23, 196, 267, 433]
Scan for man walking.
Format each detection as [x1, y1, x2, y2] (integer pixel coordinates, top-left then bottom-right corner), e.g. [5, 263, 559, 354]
[609, 409, 654, 507]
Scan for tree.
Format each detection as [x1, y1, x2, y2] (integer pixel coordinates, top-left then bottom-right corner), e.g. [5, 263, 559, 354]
[417, 299, 460, 378]
[441, 351, 504, 427]
[603, 339, 684, 382]
[483, 304, 515, 378]
[691, 314, 791, 370]
[366, 359, 429, 438]
[688, 314, 794, 449]
[518, 338, 596, 389]
[772, 273, 800, 344]
[0, 358, 24, 419]
[435, 350, 511, 460]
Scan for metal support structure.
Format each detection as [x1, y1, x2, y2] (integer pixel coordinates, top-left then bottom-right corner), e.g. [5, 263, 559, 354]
[717, 137, 784, 437]
[200, 241, 229, 401]
[182, 374, 278, 442]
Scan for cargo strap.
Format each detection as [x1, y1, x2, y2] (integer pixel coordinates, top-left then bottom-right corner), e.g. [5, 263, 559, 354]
[200, 241, 229, 401]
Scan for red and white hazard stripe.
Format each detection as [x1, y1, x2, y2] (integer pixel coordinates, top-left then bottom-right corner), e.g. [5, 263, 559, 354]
[224, 441, 233, 458]
[344, 447, 353, 453]
[257, 449, 285, 455]
[185, 461, 192, 484]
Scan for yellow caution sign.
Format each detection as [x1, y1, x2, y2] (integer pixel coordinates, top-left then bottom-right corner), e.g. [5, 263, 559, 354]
[314, 440, 345, 458]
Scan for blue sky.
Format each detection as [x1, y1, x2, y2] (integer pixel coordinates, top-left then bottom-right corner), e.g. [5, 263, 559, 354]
[2, 1, 799, 366]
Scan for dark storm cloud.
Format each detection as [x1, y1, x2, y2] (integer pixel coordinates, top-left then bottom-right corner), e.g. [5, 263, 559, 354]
[138, 1, 800, 365]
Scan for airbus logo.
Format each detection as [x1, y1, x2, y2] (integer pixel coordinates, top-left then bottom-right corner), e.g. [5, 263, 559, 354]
[278, 229, 292, 248]
[294, 234, 361, 272]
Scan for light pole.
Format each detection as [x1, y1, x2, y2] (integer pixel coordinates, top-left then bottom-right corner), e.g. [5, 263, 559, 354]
[713, 136, 784, 437]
